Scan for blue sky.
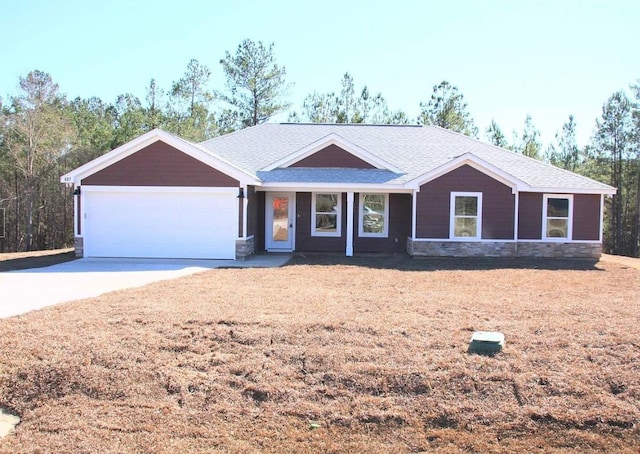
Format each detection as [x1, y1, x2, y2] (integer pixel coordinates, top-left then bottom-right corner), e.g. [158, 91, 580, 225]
[1, 0, 637, 147]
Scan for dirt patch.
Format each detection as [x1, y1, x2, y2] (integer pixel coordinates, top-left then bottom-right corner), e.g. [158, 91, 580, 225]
[0, 255, 637, 452]
[0, 248, 75, 272]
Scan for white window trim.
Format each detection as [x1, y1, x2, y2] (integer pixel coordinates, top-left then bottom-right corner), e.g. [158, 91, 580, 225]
[358, 193, 389, 238]
[542, 194, 573, 241]
[311, 192, 341, 237]
[449, 192, 483, 240]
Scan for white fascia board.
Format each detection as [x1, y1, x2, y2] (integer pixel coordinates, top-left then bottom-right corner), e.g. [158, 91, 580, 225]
[80, 185, 239, 194]
[61, 129, 259, 186]
[262, 133, 403, 173]
[256, 182, 411, 193]
[517, 187, 617, 195]
[406, 153, 525, 193]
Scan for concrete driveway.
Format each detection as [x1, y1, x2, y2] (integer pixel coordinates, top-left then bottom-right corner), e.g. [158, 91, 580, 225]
[0, 255, 291, 319]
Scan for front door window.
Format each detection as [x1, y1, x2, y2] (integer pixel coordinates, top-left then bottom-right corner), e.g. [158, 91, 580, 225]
[266, 193, 294, 251]
[272, 196, 289, 242]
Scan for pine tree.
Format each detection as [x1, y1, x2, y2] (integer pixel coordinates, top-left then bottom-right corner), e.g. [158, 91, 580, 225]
[547, 115, 580, 171]
[220, 40, 290, 128]
[418, 81, 478, 137]
[593, 91, 633, 255]
[485, 119, 508, 147]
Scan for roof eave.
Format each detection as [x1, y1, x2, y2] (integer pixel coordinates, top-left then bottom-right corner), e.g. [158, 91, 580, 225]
[519, 187, 617, 195]
[405, 152, 526, 193]
[256, 181, 411, 192]
[60, 129, 260, 186]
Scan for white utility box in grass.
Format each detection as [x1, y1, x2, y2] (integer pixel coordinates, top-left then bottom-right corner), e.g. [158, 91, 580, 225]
[468, 331, 505, 354]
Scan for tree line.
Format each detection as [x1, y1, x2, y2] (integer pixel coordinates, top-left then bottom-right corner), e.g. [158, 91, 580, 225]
[1, 39, 639, 256]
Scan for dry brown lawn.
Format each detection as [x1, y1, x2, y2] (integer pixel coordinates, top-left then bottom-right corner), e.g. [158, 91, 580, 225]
[0, 254, 638, 453]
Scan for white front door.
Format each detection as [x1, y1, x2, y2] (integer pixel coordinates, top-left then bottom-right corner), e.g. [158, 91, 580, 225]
[266, 192, 295, 251]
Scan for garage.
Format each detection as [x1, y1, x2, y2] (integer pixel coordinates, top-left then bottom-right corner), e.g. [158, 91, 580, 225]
[61, 130, 257, 260]
[83, 187, 237, 259]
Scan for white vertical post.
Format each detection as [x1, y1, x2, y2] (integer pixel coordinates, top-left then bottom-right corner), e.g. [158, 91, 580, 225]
[346, 191, 354, 256]
[513, 190, 519, 241]
[411, 190, 417, 240]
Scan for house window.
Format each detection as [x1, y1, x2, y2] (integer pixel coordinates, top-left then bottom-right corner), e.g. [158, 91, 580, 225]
[312, 193, 341, 236]
[543, 194, 572, 240]
[450, 192, 482, 240]
[359, 193, 388, 237]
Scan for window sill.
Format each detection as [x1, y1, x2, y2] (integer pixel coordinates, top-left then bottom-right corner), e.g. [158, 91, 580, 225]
[312, 232, 341, 238]
[359, 233, 389, 238]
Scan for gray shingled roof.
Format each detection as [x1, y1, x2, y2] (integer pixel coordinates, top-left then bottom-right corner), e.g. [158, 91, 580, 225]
[258, 168, 405, 184]
[198, 123, 614, 192]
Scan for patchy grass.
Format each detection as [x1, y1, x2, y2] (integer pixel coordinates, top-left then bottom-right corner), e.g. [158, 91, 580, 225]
[0, 255, 638, 453]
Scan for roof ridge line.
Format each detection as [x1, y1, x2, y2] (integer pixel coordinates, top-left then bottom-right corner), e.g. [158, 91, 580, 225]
[278, 122, 422, 127]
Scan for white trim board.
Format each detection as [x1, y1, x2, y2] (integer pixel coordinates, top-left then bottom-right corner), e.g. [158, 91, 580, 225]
[405, 152, 616, 195]
[311, 192, 342, 238]
[61, 129, 259, 186]
[256, 183, 411, 193]
[358, 193, 389, 238]
[80, 185, 239, 194]
[541, 194, 574, 241]
[449, 192, 483, 240]
[406, 153, 523, 192]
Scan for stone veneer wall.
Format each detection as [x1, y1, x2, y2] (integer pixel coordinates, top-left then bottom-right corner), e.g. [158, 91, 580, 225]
[74, 237, 84, 258]
[516, 241, 601, 258]
[407, 238, 601, 259]
[235, 236, 255, 260]
[408, 240, 516, 257]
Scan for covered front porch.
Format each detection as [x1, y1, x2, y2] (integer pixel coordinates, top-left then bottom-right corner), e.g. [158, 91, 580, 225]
[253, 189, 413, 257]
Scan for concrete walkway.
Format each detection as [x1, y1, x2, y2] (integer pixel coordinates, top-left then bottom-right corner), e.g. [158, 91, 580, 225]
[0, 254, 291, 319]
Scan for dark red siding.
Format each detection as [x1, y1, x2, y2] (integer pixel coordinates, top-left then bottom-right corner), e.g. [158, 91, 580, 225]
[416, 165, 515, 239]
[573, 194, 601, 240]
[354, 193, 412, 253]
[290, 192, 412, 253]
[295, 192, 347, 252]
[518, 193, 543, 239]
[77, 194, 82, 234]
[246, 186, 258, 238]
[238, 196, 243, 237]
[255, 191, 266, 252]
[291, 145, 376, 169]
[82, 141, 239, 187]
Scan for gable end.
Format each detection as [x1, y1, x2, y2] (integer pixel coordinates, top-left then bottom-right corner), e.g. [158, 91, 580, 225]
[262, 133, 403, 173]
[82, 141, 239, 187]
[290, 144, 376, 169]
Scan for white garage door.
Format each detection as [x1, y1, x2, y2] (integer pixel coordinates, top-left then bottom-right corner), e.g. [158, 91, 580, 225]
[83, 188, 237, 259]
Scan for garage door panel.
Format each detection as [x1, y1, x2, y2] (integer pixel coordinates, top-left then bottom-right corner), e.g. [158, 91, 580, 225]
[84, 190, 236, 259]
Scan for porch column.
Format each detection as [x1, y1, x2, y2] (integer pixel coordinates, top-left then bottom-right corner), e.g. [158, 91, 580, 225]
[346, 192, 354, 256]
[513, 190, 519, 241]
